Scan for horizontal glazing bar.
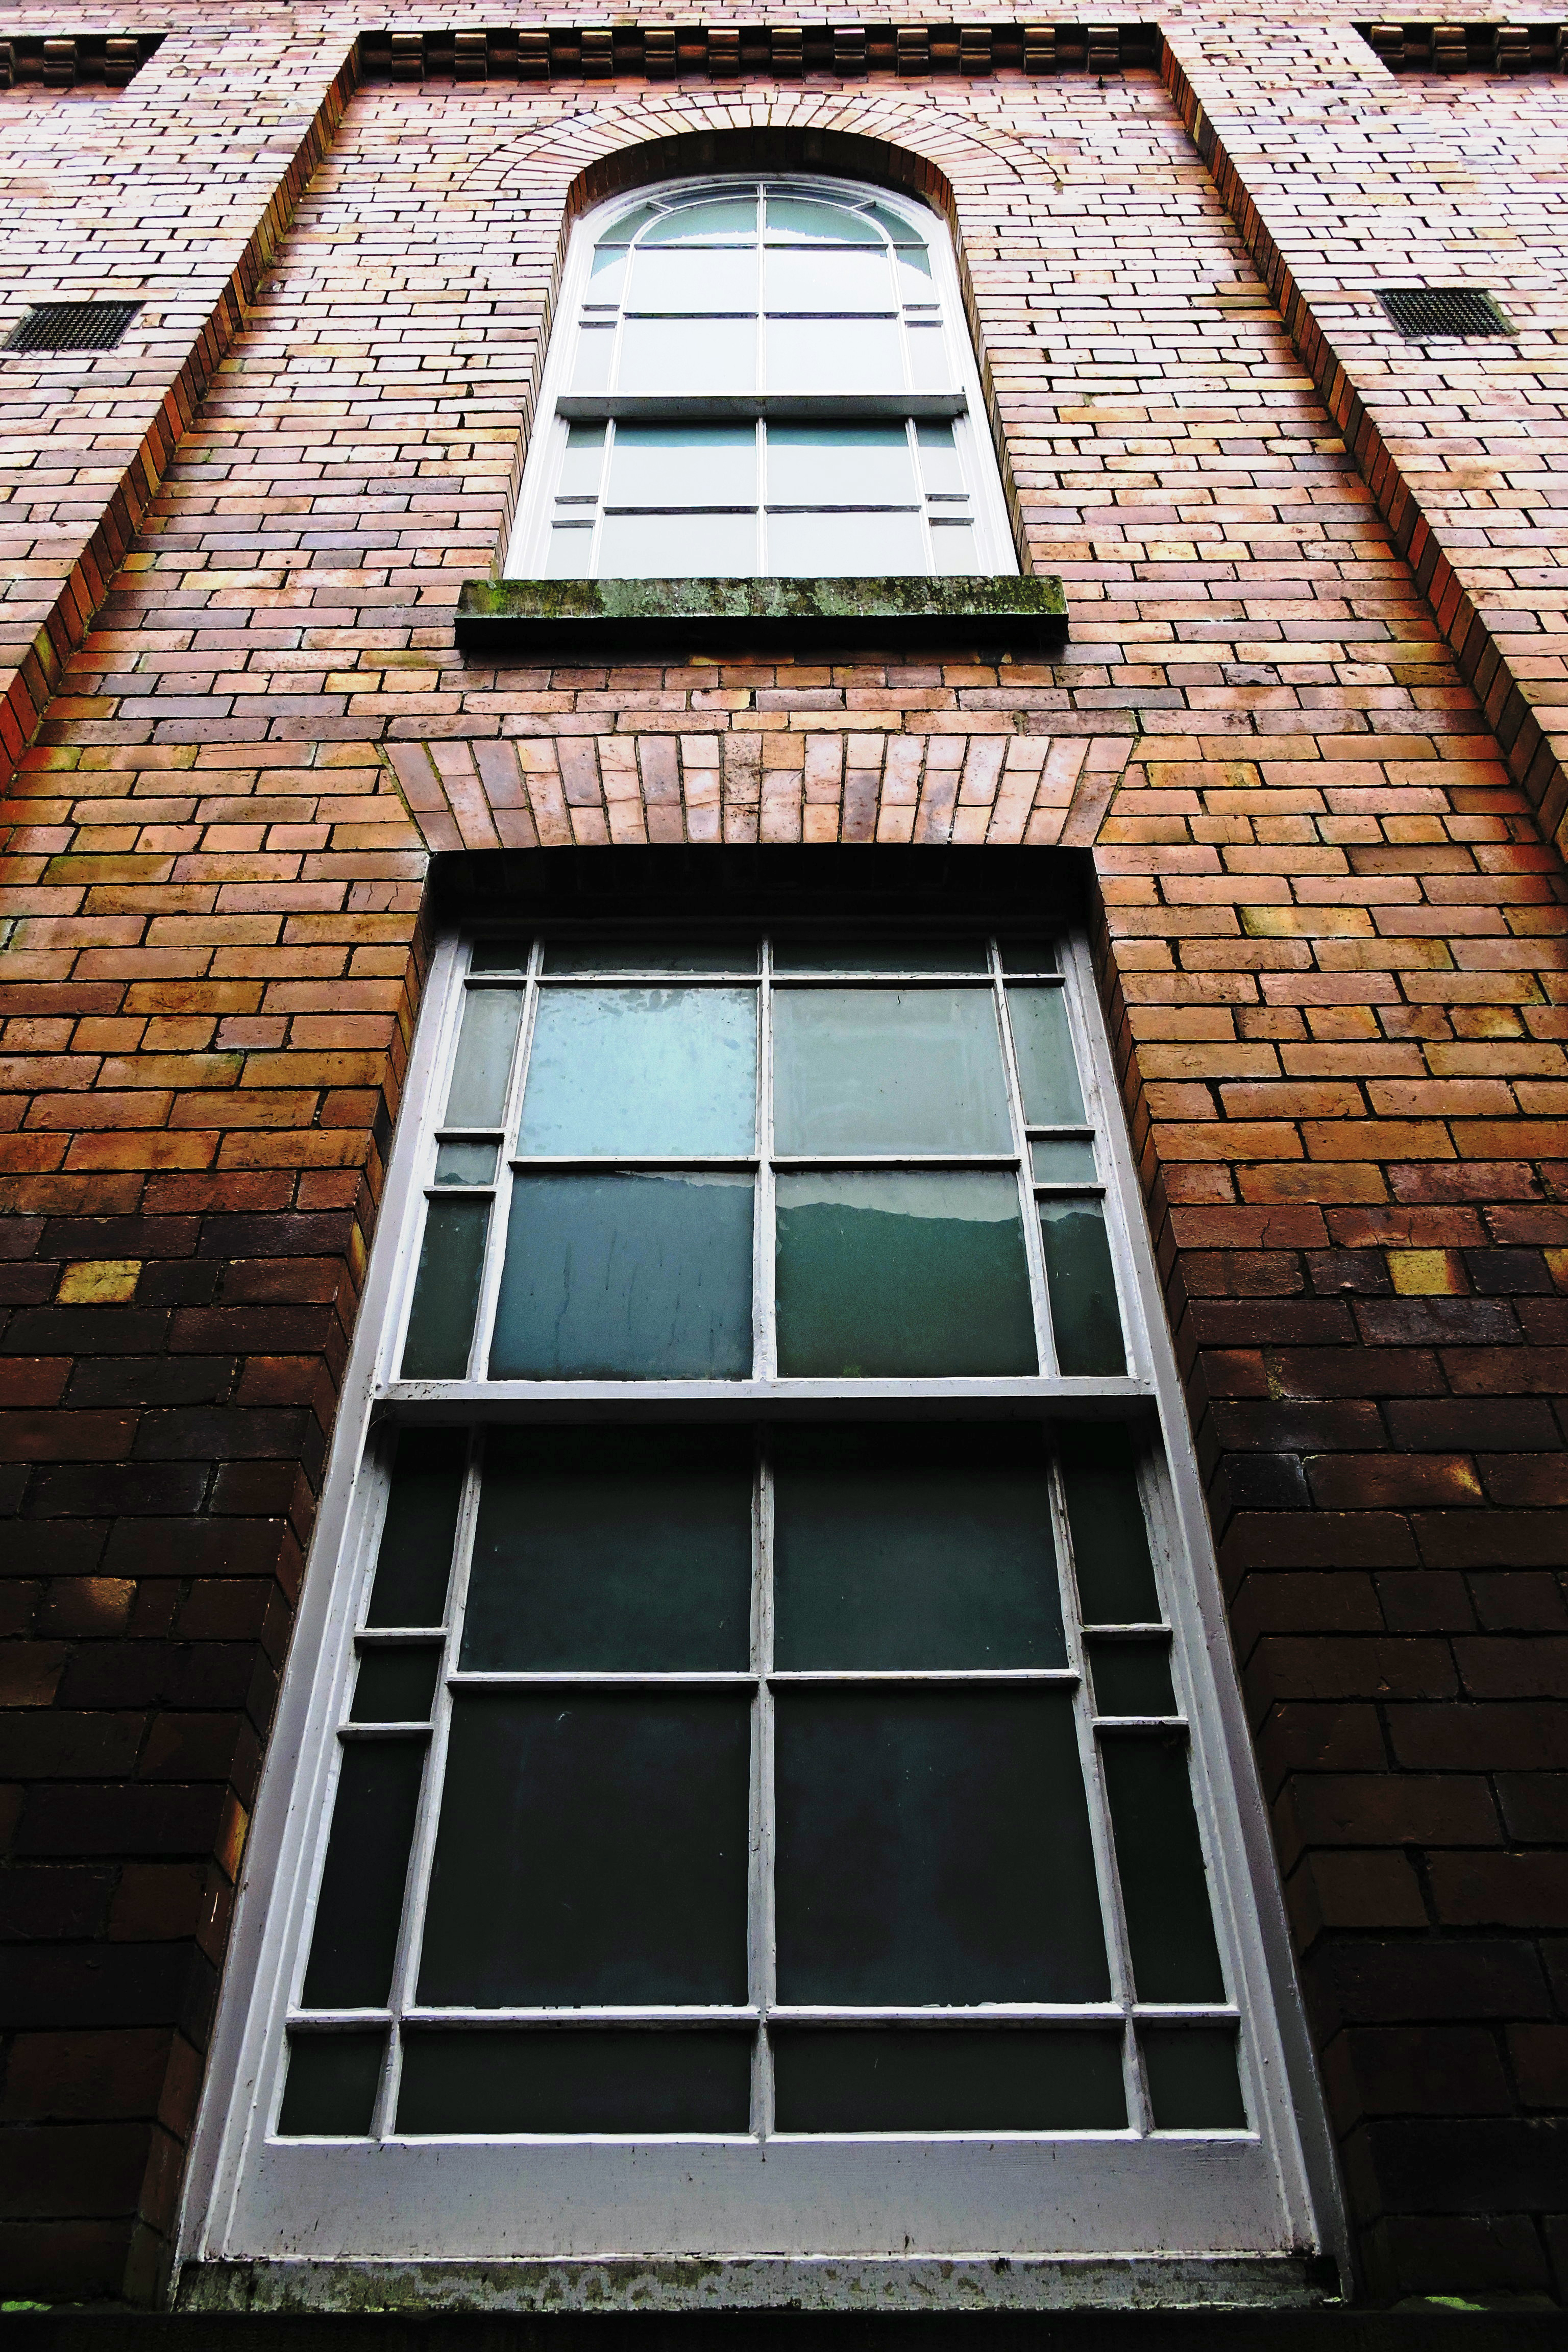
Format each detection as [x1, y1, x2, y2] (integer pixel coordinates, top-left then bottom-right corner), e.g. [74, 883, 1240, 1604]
[337, 1722, 434, 1740]
[1034, 1185, 1106, 1198]
[1094, 1716, 1189, 1731]
[450, 1671, 758, 1687]
[355, 1627, 446, 1645]
[556, 392, 968, 422]
[1082, 1624, 1172, 1640]
[378, 1379, 1158, 1419]
[506, 1156, 761, 1171]
[442, 1669, 1081, 1688]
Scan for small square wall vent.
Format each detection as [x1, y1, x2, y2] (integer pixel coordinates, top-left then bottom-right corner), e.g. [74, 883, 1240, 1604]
[1377, 286, 1514, 339]
[4, 300, 141, 355]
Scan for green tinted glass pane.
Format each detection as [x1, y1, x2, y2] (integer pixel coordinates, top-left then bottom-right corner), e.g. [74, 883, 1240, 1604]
[1008, 986, 1085, 1125]
[301, 1739, 425, 2008]
[643, 196, 759, 242]
[365, 1430, 466, 1628]
[774, 937, 989, 974]
[434, 1139, 497, 1186]
[1059, 1429, 1160, 1624]
[1089, 1638, 1175, 1719]
[1101, 1732, 1226, 2003]
[444, 988, 524, 1127]
[397, 2030, 753, 2135]
[773, 988, 1012, 1155]
[1032, 1137, 1097, 1184]
[773, 1425, 1064, 1669]
[1142, 2028, 1246, 2130]
[774, 2029, 1125, 2133]
[545, 934, 757, 973]
[350, 1646, 442, 1724]
[764, 194, 880, 242]
[278, 2033, 384, 2137]
[607, 423, 757, 505]
[767, 424, 916, 505]
[1040, 1199, 1126, 1376]
[518, 987, 756, 1157]
[490, 1174, 754, 1378]
[419, 1691, 750, 2005]
[400, 1197, 488, 1379]
[463, 1427, 752, 1670]
[775, 1688, 1109, 2003]
[598, 203, 662, 247]
[775, 1172, 1035, 1377]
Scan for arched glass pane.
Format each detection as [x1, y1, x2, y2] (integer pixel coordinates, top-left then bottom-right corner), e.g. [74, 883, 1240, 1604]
[640, 195, 759, 243]
[764, 192, 883, 242]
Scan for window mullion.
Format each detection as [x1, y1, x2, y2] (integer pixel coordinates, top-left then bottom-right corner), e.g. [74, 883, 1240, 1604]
[756, 934, 777, 1379]
[751, 1439, 777, 2140]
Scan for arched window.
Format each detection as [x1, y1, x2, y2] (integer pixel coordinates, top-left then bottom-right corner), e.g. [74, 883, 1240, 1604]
[505, 175, 1016, 579]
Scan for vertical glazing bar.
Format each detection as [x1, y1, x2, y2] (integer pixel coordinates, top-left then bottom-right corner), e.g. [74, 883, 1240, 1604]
[749, 1440, 777, 2139]
[756, 934, 776, 1380]
[992, 936, 1058, 1375]
[466, 938, 543, 1381]
[756, 417, 768, 575]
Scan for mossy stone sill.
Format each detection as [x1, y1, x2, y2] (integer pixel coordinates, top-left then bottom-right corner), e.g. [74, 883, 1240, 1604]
[456, 574, 1068, 658]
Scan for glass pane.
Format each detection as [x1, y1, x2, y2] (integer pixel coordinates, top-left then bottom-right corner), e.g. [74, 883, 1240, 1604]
[1001, 937, 1060, 974]
[469, 939, 531, 973]
[768, 510, 925, 577]
[642, 197, 760, 242]
[1008, 986, 1086, 1126]
[773, 987, 1012, 1154]
[547, 525, 594, 579]
[444, 988, 524, 1128]
[597, 203, 662, 247]
[774, 936, 989, 974]
[1142, 2028, 1247, 2130]
[571, 323, 614, 391]
[599, 511, 758, 578]
[1032, 1137, 1097, 1184]
[1040, 1199, 1127, 1377]
[546, 933, 757, 974]
[278, 2033, 383, 2138]
[365, 1429, 466, 1629]
[301, 1739, 425, 2008]
[765, 316, 903, 391]
[399, 1197, 488, 1380]
[906, 321, 949, 389]
[1089, 1638, 1175, 1719]
[775, 1172, 1036, 1378]
[766, 424, 917, 507]
[559, 422, 606, 496]
[607, 424, 757, 508]
[397, 2030, 753, 2135]
[764, 194, 880, 242]
[897, 246, 936, 303]
[519, 986, 755, 1158]
[628, 247, 758, 311]
[351, 1646, 442, 1723]
[917, 421, 964, 495]
[1101, 1732, 1226, 2003]
[620, 316, 755, 393]
[434, 1139, 497, 1186]
[774, 2029, 1125, 2133]
[929, 520, 979, 574]
[1059, 1427, 1161, 1624]
[765, 248, 895, 310]
[418, 1691, 750, 2005]
[773, 1425, 1064, 1669]
[775, 1688, 1109, 2002]
[491, 1174, 754, 1379]
[585, 247, 626, 302]
[462, 1426, 752, 1670]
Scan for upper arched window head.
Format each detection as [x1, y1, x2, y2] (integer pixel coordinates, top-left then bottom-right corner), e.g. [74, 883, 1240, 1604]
[506, 176, 1015, 580]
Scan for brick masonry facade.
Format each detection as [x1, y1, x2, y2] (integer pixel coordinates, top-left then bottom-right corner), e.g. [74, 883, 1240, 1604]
[2, 2, 1568, 2309]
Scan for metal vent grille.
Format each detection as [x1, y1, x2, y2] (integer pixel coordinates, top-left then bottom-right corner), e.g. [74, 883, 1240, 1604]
[1377, 286, 1514, 339]
[4, 301, 141, 355]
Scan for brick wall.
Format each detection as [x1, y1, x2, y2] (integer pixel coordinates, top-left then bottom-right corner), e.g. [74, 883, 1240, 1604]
[1, 7, 1566, 2307]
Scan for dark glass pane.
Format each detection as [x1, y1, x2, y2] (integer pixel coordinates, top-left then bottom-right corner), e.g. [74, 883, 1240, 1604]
[351, 1646, 442, 1724]
[773, 1425, 1063, 1669]
[400, 1197, 488, 1379]
[365, 1429, 466, 1629]
[469, 939, 532, 973]
[773, 988, 1012, 1155]
[490, 1174, 754, 1379]
[301, 1739, 425, 2008]
[1101, 1732, 1225, 2003]
[434, 1139, 497, 1186]
[1089, 1639, 1175, 1719]
[774, 937, 989, 974]
[444, 988, 524, 1128]
[419, 1691, 750, 2005]
[775, 1688, 1109, 2003]
[517, 987, 756, 1157]
[1031, 1137, 1097, 1184]
[775, 1172, 1036, 1378]
[1000, 938, 1060, 974]
[1143, 2028, 1246, 2130]
[397, 2030, 752, 2134]
[773, 2028, 1125, 2133]
[1059, 1428, 1160, 1625]
[278, 2032, 383, 2137]
[1008, 986, 1085, 1126]
[463, 1427, 752, 1671]
[544, 933, 757, 974]
[1039, 1200, 1126, 1377]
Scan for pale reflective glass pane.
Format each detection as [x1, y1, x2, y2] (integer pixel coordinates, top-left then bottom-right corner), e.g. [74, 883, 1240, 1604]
[400, 1197, 487, 1379]
[463, 1427, 752, 1671]
[434, 1139, 497, 1186]
[585, 247, 626, 303]
[598, 203, 661, 246]
[545, 933, 757, 974]
[774, 2029, 1125, 2133]
[773, 987, 1011, 1153]
[906, 321, 950, 388]
[559, 422, 606, 496]
[620, 316, 755, 392]
[765, 248, 895, 311]
[365, 1429, 466, 1629]
[897, 245, 937, 302]
[628, 246, 758, 312]
[764, 194, 880, 242]
[768, 510, 925, 576]
[775, 936, 988, 974]
[775, 1688, 1109, 2002]
[279, 2033, 383, 2138]
[642, 197, 759, 242]
[1008, 985, 1087, 1125]
[517, 986, 756, 1155]
[445, 989, 524, 1128]
[916, 421, 964, 495]
[766, 316, 902, 391]
[547, 526, 593, 579]
[1060, 1427, 1161, 1626]
[775, 1172, 1036, 1377]
[930, 520, 979, 574]
[351, 1645, 440, 1724]
[571, 323, 615, 391]
[773, 1425, 1064, 1669]
[418, 1690, 750, 2004]
[1089, 1638, 1176, 1719]
[1040, 1198, 1126, 1376]
[398, 2030, 752, 2135]
[1142, 2029, 1246, 2130]
[599, 511, 757, 578]
[1032, 1137, 1097, 1184]
[607, 424, 756, 508]
[1101, 1732, 1226, 2003]
[302, 1740, 425, 2008]
[766, 425, 916, 507]
[491, 1174, 754, 1379]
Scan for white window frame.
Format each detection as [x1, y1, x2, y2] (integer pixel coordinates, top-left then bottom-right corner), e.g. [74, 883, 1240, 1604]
[504, 174, 1018, 580]
[176, 910, 1346, 2312]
